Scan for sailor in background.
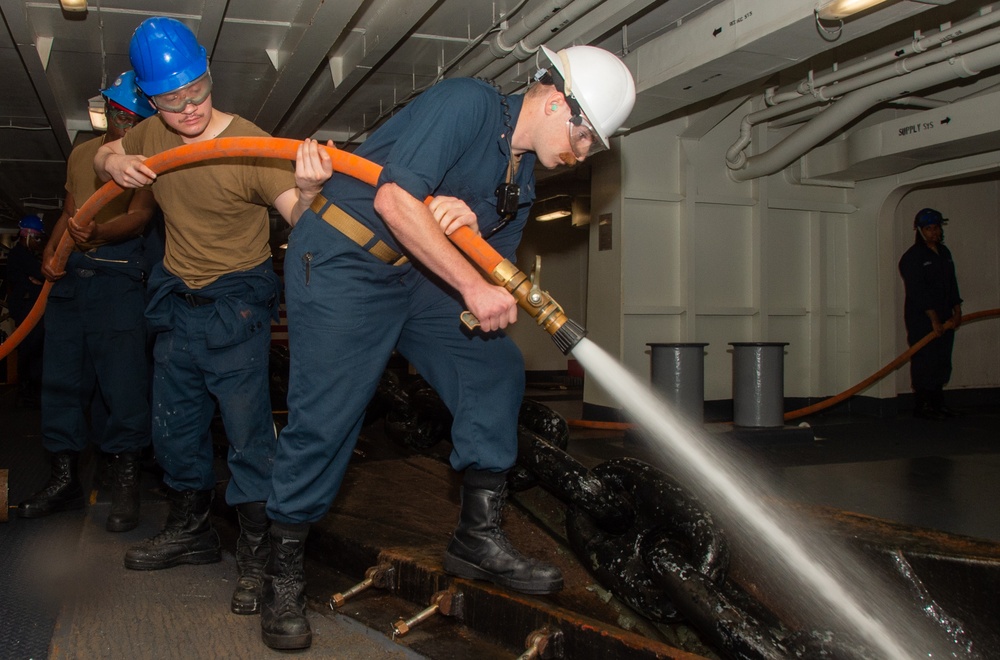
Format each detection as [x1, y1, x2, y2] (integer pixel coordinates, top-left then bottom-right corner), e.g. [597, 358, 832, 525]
[899, 207, 963, 420]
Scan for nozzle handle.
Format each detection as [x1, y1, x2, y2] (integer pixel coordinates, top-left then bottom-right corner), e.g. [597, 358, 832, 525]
[460, 311, 479, 329]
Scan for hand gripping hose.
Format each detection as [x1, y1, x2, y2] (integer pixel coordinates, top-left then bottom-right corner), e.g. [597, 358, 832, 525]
[0, 137, 585, 360]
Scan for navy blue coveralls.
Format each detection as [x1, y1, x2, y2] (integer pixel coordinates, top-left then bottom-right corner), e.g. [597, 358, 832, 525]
[898, 237, 962, 394]
[271, 79, 536, 523]
[145, 260, 280, 504]
[41, 239, 151, 455]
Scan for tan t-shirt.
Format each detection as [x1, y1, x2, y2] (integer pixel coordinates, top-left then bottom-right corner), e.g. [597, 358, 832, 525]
[66, 136, 138, 252]
[121, 114, 295, 289]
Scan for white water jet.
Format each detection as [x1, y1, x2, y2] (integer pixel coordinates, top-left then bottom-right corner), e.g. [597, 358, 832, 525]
[571, 337, 958, 659]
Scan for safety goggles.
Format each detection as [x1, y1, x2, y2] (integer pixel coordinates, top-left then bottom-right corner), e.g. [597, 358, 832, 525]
[567, 114, 604, 160]
[106, 104, 141, 131]
[151, 72, 213, 113]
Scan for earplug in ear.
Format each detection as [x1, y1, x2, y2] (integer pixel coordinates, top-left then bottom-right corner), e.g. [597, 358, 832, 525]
[551, 103, 558, 111]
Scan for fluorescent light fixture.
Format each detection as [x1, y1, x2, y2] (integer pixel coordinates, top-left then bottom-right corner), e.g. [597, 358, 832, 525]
[88, 95, 106, 132]
[60, 0, 87, 11]
[536, 209, 571, 222]
[816, 0, 890, 20]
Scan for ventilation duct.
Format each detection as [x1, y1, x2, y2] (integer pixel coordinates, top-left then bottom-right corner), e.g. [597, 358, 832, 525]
[800, 88, 1000, 181]
[728, 38, 1000, 181]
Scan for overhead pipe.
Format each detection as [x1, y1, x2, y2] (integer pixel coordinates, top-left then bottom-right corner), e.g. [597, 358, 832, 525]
[449, 0, 578, 80]
[728, 24, 1000, 172]
[769, 4, 1000, 106]
[0, 138, 586, 361]
[766, 95, 947, 130]
[474, 0, 608, 83]
[774, 19, 1000, 116]
[727, 39, 1000, 181]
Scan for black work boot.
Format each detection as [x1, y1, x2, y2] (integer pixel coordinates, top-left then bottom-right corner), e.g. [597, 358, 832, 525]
[18, 451, 85, 518]
[231, 502, 270, 615]
[124, 488, 221, 570]
[261, 522, 312, 650]
[106, 452, 142, 532]
[443, 469, 563, 595]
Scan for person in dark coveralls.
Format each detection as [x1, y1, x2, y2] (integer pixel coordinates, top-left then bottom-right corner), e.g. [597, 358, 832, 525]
[262, 45, 636, 650]
[94, 17, 332, 619]
[3, 216, 46, 408]
[899, 207, 963, 419]
[18, 71, 157, 533]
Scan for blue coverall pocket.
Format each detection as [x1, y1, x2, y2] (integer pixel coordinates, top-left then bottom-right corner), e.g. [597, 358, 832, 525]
[204, 301, 273, 349]
[287, 217, 371, 331]
[205, 324, 270, 377]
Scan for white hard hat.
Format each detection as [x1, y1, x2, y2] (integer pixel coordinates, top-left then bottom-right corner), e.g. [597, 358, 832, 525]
[541, 45, 636, 148]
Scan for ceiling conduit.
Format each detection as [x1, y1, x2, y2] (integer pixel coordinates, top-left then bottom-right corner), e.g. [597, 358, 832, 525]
[728, 14, 1000, 169]
[769, 4, 1000, 106]
[449, 0, 578, 79]
[727, 16, 1000, 181]
[766, 95, 948, 130]
[474, 0, 608, 82]
[727, 38, 1000, 181]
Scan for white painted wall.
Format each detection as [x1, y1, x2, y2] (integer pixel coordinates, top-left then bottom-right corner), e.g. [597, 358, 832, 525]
[577, 97, 1000, 414]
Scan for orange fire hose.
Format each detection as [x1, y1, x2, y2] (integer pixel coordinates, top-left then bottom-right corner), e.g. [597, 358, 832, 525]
[0, 137, 574, 360]
[2, 137, 994, 423]
[783, 308, 1000, 421]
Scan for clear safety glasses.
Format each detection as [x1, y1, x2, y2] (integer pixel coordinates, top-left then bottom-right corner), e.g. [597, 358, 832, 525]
[567, 114, 605, 160]
[151, 72, 213, 113]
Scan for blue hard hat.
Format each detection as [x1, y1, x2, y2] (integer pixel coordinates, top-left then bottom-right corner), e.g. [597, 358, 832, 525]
[914, 207, 947, 228]
[129, 17, 207, 97]
[18, 215, 44, 234]
[101, 70, 156, 118]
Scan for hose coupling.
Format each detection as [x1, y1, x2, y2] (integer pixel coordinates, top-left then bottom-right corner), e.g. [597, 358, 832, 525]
[492, 256, 586, 354]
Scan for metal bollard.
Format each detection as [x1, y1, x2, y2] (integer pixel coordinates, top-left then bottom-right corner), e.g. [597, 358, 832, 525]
[391, 590, 464, 638]
[730, 342, 788, 428]
[329, 563, 396, 609]
[518, 627, 564, 659]
[648, 342, 708, 423]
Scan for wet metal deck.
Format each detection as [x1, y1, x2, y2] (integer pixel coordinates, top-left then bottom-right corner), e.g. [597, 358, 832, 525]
[3, 382, 1000, 658]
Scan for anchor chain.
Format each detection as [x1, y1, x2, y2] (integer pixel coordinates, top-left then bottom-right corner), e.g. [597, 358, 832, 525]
[378, 372, 453, 452]
[351, 377, 960, 659]
[522, 440, 884, 659]
[558, 455, 729, 624]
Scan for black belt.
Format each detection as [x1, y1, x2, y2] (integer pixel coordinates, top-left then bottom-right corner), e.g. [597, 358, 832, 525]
[174, 292, 215, 307]
[309, 195, 408, 266]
